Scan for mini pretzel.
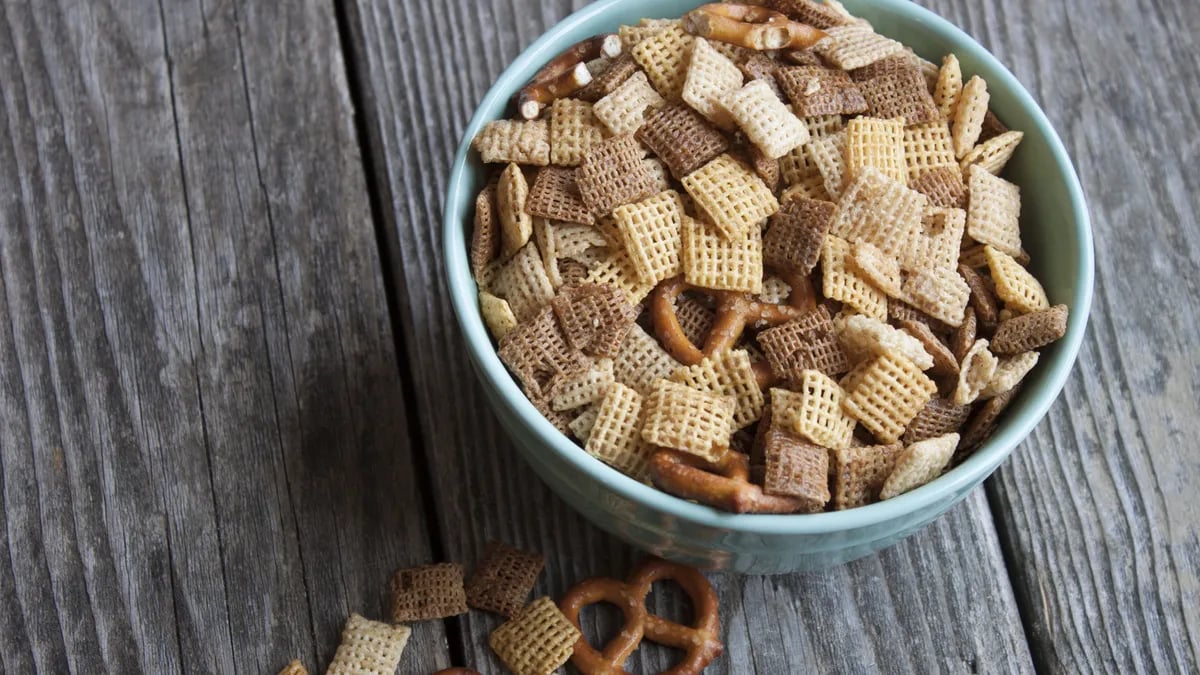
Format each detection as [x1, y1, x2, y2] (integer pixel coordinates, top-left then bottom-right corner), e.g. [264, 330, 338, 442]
[683, 3, 827, 51]
[650, 448, 809, 513]
[650, 271, 815, 386]
[518, 34, 622, 119]
[559, 556, 723, 675]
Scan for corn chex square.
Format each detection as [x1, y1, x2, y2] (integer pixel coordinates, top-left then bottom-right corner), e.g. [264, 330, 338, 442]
[613, 323, 680, 394]
[960, 130, 1024, 175]
[776, 66, 868, 117]
[682, 37, 744, 128]
[586, 381, 653, 480]
[569, 405, 599, 443]
[583, 247, 657, 305]
[682, 154, 779, 240]
[842, 352, 937, 443]
[934, 54, 962, 122]
[880, 433, 958, 499]
[630, 24, 694, 100]
[985, 245, 1049, 314]
[845, 117, 907, 185]
[829, 167, 927, 265]
[903, 122, 959, 183]
[722, 80, 811, 159]
[472, 119, 551, 166]
[550, 98, 606, 167]
[551, 358, 614, 411]
[489, 597, 581, 675]
[594, 71, 666, 136]
[821, 236, 888, 320]
[952, 75, 990, 158]
[641, 379, 734, 461]
[636, 103, 729, 179]
[682, 215, 764, 293]
[966, 165, 1022, 256]
[910, 207, 966, 276]
[901, 268, 971, 327]
[806, 131, 849, 199]
[479, 290, 518, 340]
[492, 243, 555, 320]
[498, 163, 533, 258]
[815, 25, 905, 71]
[613, 190, 685, 284]
[670, 349, 765, 430]
[770, 371, 857, 449]
[326, 614, 410, 675]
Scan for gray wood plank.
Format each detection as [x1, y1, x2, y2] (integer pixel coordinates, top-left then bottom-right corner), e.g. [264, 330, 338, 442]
[0, 0, 448, 672]
[341, 0, 1033, 671]
[913, 0, 1200, 671]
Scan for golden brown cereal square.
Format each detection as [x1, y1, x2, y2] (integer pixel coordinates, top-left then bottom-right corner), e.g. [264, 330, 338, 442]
[550, 98, 606, 167]
[492, 243, 555, 320]
[681, 215, 764, 294]
[901, 268, 971, 327]
[842, 352, 937, 443]
[762, 428, 830, 511]
[326, 614, 411, 675]
[526, 166, 595, 225]
[832, 442, 902, 509]
[671, 349, 765, 430]
[960, 130, 1024, 175]
[479, 291, 518, 341]
[550, 282, 638, 358]
[845, 116, 907, 185]
[848, 239, 902, 297]
[498, 163, 533, 258]
[636, 104, 730, 179]
[389, 562, 468, 622]
[586, 381, 653, 480]
[903, 122, 959, 183]
[723, 80, 811, 159]
[772, 371, 857, 449]
[594, 71, 666, 136]
[815, 25, 905, 71]
[821, 235, 888, 320]
[473, 119, 551, 166]
[576, 134, 658, 217]
[550, 358, 614, 411]
[880, 433, 958, 499]
[966, 165, 1022, 256]
[682, 38, 744, 128]
[763, 196, 835, 274]
[466, 541, 546, 617]
[569, 404, 600, 443]
[909, 207, 967, 277]
[612, 323, 680, 394]
[952, 75, 989, 158]
[630, 24, 695, 100]
[583, 247, 657, 304]
[776, 66, 869, 117]
[641, 379, 735, 462]
[683, 154, 780, 240]
[985, 245, 1049, 314]
[837, 313, 934, 370]
[934, 54, 962, 122]
[806, 130, 849, 199]
[277, 660, 307, 675]
[991, 304, 1069, 354]
[489, 597, 580, 675]
[830, 168, 928, 264]
[612, 190, 685, 284]
[981, 351, 1039, 399]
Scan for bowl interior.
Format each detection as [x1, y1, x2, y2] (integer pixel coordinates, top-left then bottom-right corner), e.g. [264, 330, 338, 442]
[443, 0, 1093, 536]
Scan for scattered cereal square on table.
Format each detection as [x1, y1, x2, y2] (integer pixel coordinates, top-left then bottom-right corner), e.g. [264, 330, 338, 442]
[489, 597, 581, 675]
[682, 214, 764, 294]
[466, 541, 546, 617]
[722, 80, 811, 159]
[641, 379, 735, 462]
[776, 65, 869, 117]
[577, 134, 658, 217]
[966, 165, 1022, 256]
[832, 442, 903, 509]
[389, 562, 468, 622]
[631, 23, 695, 100]
[845, 116, 907, 185]
[526, 166, 595, 225]
[682, 37, 744, 128]
[771, 371, 857, 449]
[683, 154, 779, 240]
[636, 103, 730, 179]
[594, 71, 666, 136]
[842, 352, 937, 444]
[473, 119, 551, 166]
[670, 349, 765, 430]
[586, 381, 654, 480]
[326, 614, 411, 675]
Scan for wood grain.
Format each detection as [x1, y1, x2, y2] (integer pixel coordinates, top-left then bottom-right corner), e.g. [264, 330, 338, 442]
[341, 0, 1032, 671]
[914, 0, 1200, 671]
[0, 0, 448, 672]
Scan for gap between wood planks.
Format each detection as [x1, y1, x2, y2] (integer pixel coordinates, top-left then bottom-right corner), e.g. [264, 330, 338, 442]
[331, 0, 471, 667]
[326, 0, 1039, 667]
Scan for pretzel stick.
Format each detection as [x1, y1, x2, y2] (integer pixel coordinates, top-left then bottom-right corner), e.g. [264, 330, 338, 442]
[649, 449, 808, 513]
[683, 3, 827, 51]
[517, 34, 621, 119]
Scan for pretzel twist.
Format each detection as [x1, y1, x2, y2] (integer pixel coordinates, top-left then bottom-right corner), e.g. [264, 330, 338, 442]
[649, 448, 809, 514]
[650, 271, 816, 387]
[558, 557, 723, 675]
[517, 34, 622, 119]
[683, 3, 828, 51]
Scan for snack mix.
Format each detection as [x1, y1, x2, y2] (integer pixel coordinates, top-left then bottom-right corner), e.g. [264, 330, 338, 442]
[469, 1, 1068, 515]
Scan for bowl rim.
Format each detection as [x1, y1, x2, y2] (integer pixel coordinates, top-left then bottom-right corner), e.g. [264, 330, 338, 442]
[443, 0, 1094, 535]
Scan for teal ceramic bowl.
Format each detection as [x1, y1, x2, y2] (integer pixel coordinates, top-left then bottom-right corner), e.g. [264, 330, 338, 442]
[444, 0, 1093, 573]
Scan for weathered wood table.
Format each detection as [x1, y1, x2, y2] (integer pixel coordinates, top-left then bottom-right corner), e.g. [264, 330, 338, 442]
[0, 0, 1195, 672]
